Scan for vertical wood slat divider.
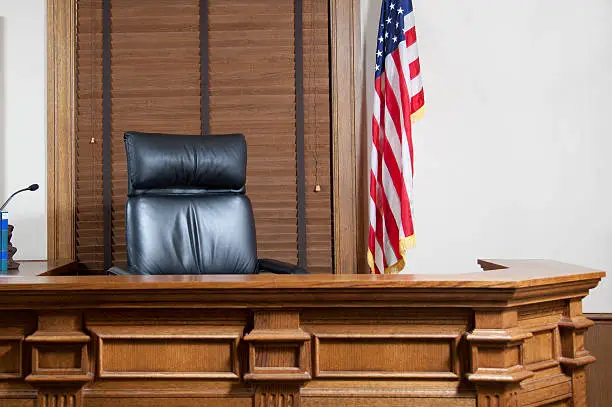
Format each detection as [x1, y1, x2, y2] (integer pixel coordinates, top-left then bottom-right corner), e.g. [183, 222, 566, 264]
[200, 0, 209, 135]
[294, 0, 307, 268]
[102, 0, 112, 271]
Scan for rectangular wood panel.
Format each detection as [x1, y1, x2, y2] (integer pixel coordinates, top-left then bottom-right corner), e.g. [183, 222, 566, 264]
[0, 338, 22, 378]
[98, 337, 239, 379]
[314, 335, 460, 379]
[86, 399, 251, 407]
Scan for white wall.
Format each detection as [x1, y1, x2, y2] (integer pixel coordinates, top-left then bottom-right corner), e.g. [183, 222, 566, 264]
[0, 0, 46, 260]
[362, 0, 612, 312]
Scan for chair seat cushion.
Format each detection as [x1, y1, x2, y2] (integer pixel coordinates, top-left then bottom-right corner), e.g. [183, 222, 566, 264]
[126, 194, 258, 275]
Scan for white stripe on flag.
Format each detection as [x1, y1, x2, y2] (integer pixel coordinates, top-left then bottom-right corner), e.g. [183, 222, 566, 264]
[402, 42, 419, 65]
[404, 11, 415, 32]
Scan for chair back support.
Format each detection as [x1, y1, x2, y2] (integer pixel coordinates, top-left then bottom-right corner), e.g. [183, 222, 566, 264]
[124, 132, 258, 275]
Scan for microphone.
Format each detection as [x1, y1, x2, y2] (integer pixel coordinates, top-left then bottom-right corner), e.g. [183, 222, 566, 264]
[0, 184, 39, 211]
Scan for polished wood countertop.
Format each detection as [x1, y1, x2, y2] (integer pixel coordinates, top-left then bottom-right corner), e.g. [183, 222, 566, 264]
[0, 259, 78, 277]
[0, 259, 603, 310]
[0, 259, 603, 290]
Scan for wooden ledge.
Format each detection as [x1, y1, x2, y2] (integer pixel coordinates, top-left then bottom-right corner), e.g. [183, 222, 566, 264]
[25, 332, 90, 343]
[244, 372, 312, 382]
[467, 367, 534, 384]
[0, 259, 604, 290]
[0, 259, 603, 310]
[244, 329, 311, 342]
[466, 328, 533, 344]
[25, 373, 93, 385]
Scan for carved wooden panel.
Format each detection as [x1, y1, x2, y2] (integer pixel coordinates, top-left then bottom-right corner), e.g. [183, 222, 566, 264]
[254, 344, 300, 369]
[38, 393, 78, 407]
[96, 334, 240, 379]
[520, 374, 571, 406]
[84, 398, 250, 407]
[524, 328, 554, 365]
[314, 333, 461, 378]
[0, 401, 36, 407]
[0, 337, 23, 378]
[255, 385, 300, 407]
[477, 390, 520, 407]
[244, 311, 311, 383]
[301, 398, 475, 407]
[303, 308, 469, 381]
[86, 310, 247, 380]
[0, 312, 36, 381]
[517, 301, 569, 407]
[35, 344, 85, 372]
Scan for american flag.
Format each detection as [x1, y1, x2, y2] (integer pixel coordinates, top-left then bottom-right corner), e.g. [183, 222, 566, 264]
[368, 0, 424, 274]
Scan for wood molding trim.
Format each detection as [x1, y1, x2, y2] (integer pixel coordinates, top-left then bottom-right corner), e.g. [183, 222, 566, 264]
[46, 0, 363, 273]
[330, 0, 362, 274]
[46, 0, 77, 262]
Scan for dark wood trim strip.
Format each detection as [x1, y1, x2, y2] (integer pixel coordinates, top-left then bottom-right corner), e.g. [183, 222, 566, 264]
[200, 0, 209, 135]
[585, 313, 612, 321]
[102, 0, 112, 270]
[294, 0, 307, 268]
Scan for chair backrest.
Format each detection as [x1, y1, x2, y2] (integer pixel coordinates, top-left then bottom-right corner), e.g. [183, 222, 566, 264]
[124, 131, 258, 275]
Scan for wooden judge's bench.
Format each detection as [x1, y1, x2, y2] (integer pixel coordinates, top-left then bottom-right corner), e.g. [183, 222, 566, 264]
[0, 259, 604, 407]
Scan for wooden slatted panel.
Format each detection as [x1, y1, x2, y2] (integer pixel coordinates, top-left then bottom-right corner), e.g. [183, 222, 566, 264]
[109, 0, 202, 265]
[74, 0, 332, 274]
[208, 0, 299, 264]
[76, 0, 104, 271]
[303, 0, 332, 274]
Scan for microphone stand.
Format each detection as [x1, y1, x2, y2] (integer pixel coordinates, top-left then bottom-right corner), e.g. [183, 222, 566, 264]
[1, 184, 39, 269]
[0, 184, 39, 211]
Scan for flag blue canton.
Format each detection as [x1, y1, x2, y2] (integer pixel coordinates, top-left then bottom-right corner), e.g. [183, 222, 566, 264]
[375, 0, 414, 79]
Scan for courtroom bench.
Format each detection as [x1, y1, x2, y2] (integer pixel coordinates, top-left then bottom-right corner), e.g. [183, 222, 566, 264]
[0, 259, 604, 407]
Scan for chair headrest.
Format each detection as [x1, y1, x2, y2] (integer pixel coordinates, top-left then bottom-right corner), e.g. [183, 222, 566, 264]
[124, 132, 247, 196]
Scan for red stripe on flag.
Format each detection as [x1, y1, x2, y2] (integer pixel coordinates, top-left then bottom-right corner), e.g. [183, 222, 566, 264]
[409, 58, 420, 80]
[404, 27, 417, 47]
[379, 186, 402, 260]
[381, 136, 404, 201]
[372, 117, 380, 153]
[368, 224, 376, 264]
[391, 50, 415, 175]
[375, 203, 386, 267]
[411, 88, 425, 114]
[383, 71, 404, 146]
[376, 76, 387, 268]
[400, 185, 414, 238]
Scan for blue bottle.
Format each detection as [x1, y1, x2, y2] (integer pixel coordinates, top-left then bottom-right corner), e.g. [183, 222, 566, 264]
[1, 212, 7, 272]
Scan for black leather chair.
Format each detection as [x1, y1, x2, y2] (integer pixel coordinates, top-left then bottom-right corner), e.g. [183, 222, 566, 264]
[108, 131, 308, 275]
